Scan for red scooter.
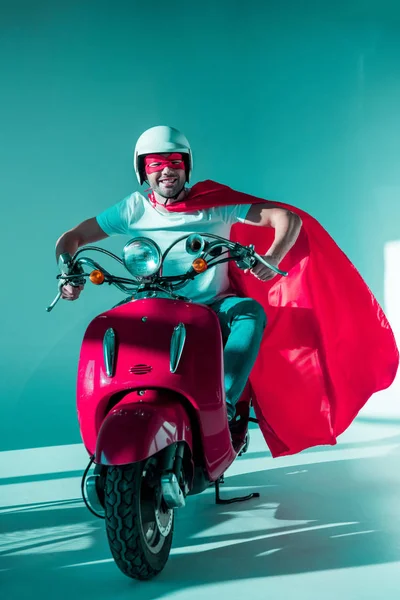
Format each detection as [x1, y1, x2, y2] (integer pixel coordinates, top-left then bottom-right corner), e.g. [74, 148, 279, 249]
[47, 232, 287, 580]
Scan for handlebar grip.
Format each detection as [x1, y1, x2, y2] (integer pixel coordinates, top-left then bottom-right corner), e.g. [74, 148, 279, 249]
[69, 279, 85, 287]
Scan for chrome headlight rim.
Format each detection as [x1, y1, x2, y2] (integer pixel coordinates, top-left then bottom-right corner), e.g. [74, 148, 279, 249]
[122, 237, 162, 278]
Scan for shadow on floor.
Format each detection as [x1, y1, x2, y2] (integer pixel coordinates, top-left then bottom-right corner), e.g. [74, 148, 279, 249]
[2, 438, 400, 598]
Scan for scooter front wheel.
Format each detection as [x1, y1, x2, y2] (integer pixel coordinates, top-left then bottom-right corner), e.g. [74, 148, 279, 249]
[104, 458, 174, 580]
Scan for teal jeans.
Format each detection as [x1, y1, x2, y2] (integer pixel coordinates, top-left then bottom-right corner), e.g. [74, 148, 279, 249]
[208, 296, 267, 420]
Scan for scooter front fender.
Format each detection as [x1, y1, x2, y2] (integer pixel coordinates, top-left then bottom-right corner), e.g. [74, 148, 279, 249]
[95, 389, 193, 465]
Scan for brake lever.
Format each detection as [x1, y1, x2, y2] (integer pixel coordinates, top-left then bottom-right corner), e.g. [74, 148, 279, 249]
[232, 245, 288, 276]
[253, 252, 288, 277]
[46, 280, 65, 312]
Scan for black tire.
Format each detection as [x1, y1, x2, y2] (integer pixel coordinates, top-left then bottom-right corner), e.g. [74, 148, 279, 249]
[104, 459, 174, 580]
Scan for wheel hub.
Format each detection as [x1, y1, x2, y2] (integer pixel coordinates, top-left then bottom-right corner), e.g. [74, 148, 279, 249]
[154, 489, 173, 537]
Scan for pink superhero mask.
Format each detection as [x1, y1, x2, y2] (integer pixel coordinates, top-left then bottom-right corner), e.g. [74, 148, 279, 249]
[144, 153, 185, 174]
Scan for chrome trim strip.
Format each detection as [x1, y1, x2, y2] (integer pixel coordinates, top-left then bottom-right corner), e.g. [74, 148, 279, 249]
[103, 328, 116, 377]
[170, 323, 186, 374]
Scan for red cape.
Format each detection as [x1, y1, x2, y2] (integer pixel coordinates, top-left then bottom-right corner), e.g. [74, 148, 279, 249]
[152, 180, 399, 457]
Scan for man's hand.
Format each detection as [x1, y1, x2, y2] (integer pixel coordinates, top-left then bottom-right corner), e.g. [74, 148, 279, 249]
[55, 217, 109, 302]
[61, 284, 84, 301]
[249, 255, 281, 282]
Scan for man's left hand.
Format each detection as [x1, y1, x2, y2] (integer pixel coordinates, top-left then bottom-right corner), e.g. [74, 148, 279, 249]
[249, 254, 281, 281]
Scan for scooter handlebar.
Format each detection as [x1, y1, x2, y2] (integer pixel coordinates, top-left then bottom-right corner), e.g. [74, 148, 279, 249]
[47, 235, 289, 311]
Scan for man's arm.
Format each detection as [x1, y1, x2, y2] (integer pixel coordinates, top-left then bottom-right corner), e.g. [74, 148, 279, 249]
[55, 217, 109, 300]
[242, 204, 302, 281]
[55, 217, 109, 261]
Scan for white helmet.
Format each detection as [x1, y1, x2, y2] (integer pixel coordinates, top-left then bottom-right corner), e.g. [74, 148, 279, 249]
[134, 125, 193, 185]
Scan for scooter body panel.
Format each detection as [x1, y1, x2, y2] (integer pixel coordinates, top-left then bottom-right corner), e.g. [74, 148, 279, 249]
[95, 389, 193, 465]
[77, 298, 236, 480]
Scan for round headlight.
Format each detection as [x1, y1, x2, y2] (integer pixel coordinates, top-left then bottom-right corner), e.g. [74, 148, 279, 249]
[122, 238, 162, 278]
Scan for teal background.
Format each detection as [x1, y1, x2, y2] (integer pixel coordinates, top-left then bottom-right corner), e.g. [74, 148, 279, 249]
[1, 0, 399, 451]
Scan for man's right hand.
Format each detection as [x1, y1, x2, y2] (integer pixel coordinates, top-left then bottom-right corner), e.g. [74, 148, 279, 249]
[61, 284, 84, 301]
[55, 217, 109, 302]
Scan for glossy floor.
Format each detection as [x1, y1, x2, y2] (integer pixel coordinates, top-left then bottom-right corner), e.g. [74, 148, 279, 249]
[1, 416, 400, 600]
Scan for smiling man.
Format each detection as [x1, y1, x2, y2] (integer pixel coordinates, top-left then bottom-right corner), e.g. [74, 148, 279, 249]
[55, 126, 398, 455]
[56, 126, 301, 423]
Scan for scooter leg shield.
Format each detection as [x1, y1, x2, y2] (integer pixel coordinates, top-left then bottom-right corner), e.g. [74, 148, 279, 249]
[95, 389, 193, 466]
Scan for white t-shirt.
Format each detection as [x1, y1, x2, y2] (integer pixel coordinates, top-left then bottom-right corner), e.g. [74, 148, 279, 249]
[96, 191, 252, 304]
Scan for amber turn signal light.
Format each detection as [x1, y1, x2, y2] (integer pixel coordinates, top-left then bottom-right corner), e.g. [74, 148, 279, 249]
[192, 258, 208, 273]
[89, 269, 105, 285]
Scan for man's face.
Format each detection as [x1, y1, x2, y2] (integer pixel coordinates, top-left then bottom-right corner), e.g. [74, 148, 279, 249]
[144, 153, 186, 198]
